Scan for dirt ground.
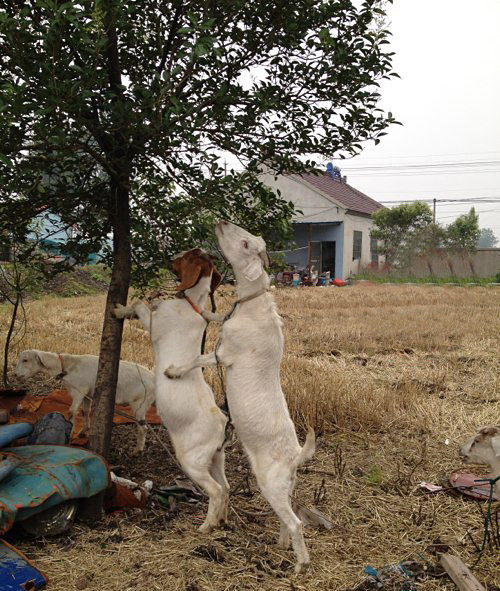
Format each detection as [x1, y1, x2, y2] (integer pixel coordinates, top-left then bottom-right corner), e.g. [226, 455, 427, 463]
[1, 284, 499, 590]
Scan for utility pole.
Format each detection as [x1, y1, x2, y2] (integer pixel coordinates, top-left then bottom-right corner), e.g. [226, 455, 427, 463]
[433, 198, 436, 223]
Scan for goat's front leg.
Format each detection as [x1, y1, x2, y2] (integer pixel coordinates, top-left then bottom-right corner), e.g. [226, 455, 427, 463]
[201, 310, 225, 323]
[67, 389, 85, 436]
[130, 302, 154, 333]
[113, 302, 153, 333]
[80, 395, 92, 436]
[113, 303, 138, 320]
[165, 352, 218, 379]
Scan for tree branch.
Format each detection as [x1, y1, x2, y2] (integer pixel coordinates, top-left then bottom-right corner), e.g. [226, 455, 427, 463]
[157, 2, 184, 75]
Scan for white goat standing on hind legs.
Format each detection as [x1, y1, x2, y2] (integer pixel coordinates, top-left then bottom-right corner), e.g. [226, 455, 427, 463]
[165, 222, 316, 574]
[114, 249, 229, 533]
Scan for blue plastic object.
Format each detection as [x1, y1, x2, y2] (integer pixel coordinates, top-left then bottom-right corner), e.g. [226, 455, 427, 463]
[0, 539, 47, 590]
[0, 456, 21, 483]
[0, 424, 33, 448]
[0, 445, 110, 535]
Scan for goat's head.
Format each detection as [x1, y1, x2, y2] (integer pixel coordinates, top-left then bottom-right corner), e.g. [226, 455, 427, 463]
[14, 349, 53, 379]
[215, 221, 270, 282]
[460, 426, 500, 467]
[171, 248, 221, 294]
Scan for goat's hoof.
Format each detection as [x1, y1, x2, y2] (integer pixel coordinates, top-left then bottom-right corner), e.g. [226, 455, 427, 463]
[277, 539, 291, 550]
[165, 365, 181, 379]
[113, 304, 128, 319]
[198, 522, 214, 533]
[294, 561, 310, 574]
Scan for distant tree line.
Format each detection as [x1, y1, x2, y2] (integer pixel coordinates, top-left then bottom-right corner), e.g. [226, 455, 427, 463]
[370, 202, 497, 273]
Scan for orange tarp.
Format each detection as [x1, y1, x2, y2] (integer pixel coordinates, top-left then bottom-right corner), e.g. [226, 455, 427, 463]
[7, 389, 161, 445]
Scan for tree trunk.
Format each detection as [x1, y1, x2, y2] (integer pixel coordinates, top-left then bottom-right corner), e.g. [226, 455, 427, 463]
[3, 291, 20, 387]
[79, 182, 131, 521]
[78, 0, 132, 521]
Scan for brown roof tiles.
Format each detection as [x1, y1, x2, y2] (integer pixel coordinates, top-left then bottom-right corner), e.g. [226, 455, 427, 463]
[299, 172, 383, 216]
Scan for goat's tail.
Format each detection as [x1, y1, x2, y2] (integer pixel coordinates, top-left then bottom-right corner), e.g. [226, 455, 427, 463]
[295, 426, 316, 468]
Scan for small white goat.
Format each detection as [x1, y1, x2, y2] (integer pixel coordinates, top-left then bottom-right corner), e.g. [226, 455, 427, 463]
[114, 249, 229, 532]
[14, 350, 154, 453]
[165, 222, 315, 573]
[460, 425, 500, 497]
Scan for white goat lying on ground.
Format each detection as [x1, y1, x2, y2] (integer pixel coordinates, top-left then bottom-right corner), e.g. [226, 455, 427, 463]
[165, 222, 315, 573]
[114, 249, 229, 532]
[460, 425, 500, 497]
[14, 350, 154, 453]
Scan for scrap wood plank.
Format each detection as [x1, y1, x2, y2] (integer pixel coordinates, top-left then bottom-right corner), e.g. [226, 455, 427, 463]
[440, 553, 486, 591]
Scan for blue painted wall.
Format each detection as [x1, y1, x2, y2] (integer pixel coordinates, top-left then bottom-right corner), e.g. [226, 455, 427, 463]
[29, 212, 72, 245]
[285, 222, 344, 278]
[29, 212, 101, 264]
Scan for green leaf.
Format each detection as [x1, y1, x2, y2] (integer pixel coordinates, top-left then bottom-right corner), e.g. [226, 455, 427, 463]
[0, 154, 14, 168]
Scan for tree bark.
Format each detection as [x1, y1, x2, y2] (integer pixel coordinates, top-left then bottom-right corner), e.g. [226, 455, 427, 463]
[3, 291, 20, 387]
[79, 181, 131, 521]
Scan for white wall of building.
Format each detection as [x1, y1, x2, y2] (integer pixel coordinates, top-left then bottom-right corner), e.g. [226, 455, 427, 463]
[259, 172, 346, 223]
[343, 214, 377, 277]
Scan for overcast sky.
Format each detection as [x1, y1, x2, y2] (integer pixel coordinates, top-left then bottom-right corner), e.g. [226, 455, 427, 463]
[334, 0, 500, 239]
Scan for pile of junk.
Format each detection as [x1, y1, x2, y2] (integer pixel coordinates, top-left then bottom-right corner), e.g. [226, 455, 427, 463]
[272, 266, 346, 288]
[0, 387, 161, 590]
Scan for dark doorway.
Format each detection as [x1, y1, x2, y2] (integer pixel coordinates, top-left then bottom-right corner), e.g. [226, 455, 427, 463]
[321, 241, 335, 275]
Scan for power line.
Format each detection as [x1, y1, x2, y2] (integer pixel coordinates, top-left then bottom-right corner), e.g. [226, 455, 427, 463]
[343, 169, 500, 177]
[340, 159, 500, 172]
[439, 208, 500, 220]
[368, 187, 500, 194]
[334, 150, 500, 162]
[379, 197, 500, 204]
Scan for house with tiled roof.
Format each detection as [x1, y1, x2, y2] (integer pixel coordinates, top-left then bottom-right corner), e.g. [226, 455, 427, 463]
[260, 165, 384, 279]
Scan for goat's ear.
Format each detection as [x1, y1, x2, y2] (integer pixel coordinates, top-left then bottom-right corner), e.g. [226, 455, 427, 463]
[176, 262, 202, 292]
[492, 436, 500, 457]
[481, 426, 498, 436]
[259, 250, 270, 268]
[35, 351, 51, 370]
[243, 259, 263, 282]
[210, 268, 222, 294]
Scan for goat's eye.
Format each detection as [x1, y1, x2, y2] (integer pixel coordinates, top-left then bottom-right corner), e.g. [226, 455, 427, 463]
[242, 240, 249, 249]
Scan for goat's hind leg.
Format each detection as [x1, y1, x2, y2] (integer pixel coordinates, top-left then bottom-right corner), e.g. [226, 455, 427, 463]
[279, 471, 298, 549]
[278, 520, 291, 550]
[259, 466, 310, 574]
[181, 457, 224, 532]
[210, 447, 230, 523]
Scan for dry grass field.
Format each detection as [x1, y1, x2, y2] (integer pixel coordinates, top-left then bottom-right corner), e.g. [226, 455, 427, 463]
[1, 284, 499, 590]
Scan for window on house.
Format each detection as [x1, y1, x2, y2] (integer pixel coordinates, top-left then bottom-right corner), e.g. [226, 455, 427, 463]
[353, 231, 362, 260]
[370, 236, 379, 264]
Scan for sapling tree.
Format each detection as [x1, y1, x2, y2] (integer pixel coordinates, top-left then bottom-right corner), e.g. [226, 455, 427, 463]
[444, 208, 480, 276]
[371, 201, 434, 269]
[445, 208, 480, 255]
[1, 0, 397, 515]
